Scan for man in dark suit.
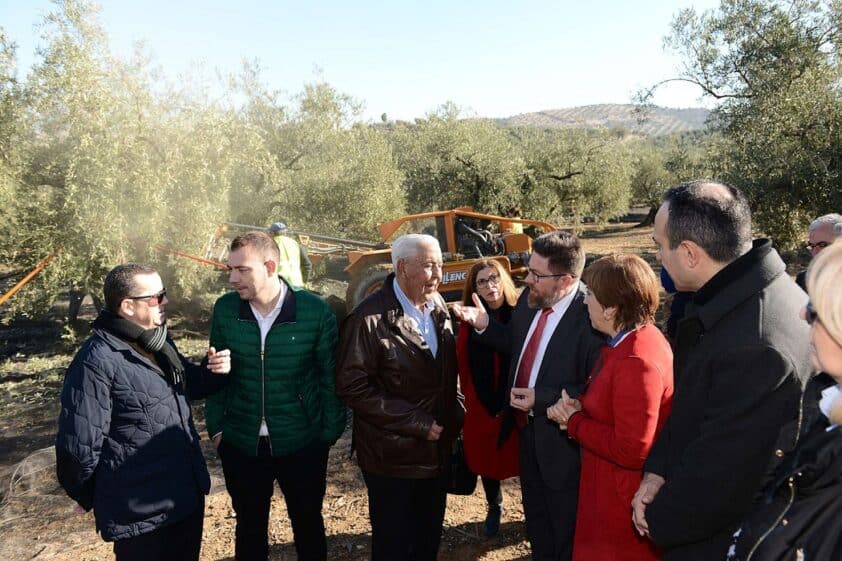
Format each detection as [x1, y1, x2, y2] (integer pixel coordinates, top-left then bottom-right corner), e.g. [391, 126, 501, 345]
[454, 231, 603, 561]
[631, 180, 814, 561]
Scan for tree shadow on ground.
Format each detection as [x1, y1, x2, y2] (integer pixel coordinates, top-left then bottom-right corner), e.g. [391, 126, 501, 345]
[580, 224, 644, 239]
[212, 520, 531, 561]
[0, 318, 72, 359]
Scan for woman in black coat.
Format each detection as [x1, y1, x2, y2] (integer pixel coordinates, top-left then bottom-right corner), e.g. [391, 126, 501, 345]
[728, 240, 842, 561]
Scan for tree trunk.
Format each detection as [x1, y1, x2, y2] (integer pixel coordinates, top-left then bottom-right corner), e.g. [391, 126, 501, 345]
[636, 206, 658, 227]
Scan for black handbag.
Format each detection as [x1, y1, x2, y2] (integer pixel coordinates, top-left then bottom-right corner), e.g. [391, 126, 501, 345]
[447, 432, 477, 495]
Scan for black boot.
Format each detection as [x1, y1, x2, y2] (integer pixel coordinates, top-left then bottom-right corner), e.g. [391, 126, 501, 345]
[483, 503, 502, 537]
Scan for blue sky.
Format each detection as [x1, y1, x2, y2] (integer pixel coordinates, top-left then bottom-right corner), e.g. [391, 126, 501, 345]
[1, 0, 723, 121]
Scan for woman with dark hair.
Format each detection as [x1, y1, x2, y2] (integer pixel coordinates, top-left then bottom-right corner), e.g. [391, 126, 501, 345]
[457, 259, 520, 537]
[548, 254, 673, 561]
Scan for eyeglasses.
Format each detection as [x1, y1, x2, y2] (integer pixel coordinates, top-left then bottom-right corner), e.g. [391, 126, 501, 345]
[476, 274, 500, 289]
[806, 241, 830, 251]
[526, 268, 573, 282]
[805, 300, 819, 326]
[126, 289, 167, 306]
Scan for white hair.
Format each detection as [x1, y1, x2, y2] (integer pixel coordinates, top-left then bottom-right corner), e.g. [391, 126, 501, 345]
[391, 234, 440, 268]
[808, 213, 842, 232]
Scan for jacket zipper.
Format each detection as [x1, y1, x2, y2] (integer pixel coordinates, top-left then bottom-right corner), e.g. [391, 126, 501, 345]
[744, 383, 806, 561]
[259, 348, 272, 456]
[241, 301, 294, 456]
[745, 478, 796, 561]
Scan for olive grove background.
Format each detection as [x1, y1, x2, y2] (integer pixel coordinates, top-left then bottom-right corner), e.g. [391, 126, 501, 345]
[0, 0, 838, 318]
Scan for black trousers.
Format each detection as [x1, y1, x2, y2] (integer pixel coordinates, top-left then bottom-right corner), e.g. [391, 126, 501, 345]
[220, 438, 329, 561]
[112, 498, 204, 561]
[362, 471, 448, 561]
[519, 423, 578, 561]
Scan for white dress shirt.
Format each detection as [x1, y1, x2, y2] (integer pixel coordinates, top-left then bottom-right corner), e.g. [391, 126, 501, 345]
[249, 283, 287, 436]
[514, 281, 581, 389]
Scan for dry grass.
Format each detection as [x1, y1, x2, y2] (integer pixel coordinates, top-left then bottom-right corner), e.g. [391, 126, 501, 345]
[579, 222, 657, 261]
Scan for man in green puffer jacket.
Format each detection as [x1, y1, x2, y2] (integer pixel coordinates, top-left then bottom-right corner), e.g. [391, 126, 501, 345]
[206, 231, 346, 561]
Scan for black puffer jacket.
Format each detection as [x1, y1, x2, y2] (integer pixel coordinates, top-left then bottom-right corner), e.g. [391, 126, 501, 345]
[55, 329, 227, 541]
[728, 375, 842, 561]
[728, 421, 842, 560]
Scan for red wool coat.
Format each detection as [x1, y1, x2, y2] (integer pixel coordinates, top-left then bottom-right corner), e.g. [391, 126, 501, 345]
[456, 322, 520, 481]
[566, 324, 674, 561]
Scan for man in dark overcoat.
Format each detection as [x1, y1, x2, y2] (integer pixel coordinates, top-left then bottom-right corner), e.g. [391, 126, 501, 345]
[632, 180, 815, 561]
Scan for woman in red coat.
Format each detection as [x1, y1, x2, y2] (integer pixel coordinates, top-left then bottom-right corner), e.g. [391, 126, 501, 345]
[549, 254, 674, 561]
[457, 259, 520, 536]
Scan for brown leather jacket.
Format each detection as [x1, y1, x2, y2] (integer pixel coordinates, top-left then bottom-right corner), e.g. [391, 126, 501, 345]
[336, 274, 459, 478]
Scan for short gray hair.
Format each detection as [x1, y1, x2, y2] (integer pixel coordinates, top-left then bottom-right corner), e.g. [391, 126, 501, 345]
[808, 213, 842, 233]
[391, 234, 440, 268]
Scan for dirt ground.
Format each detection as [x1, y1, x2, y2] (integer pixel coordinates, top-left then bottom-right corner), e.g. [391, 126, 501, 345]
[0, 268, 544, 561]
[0, 221, 806, 561]
[0, 316, 532, 561]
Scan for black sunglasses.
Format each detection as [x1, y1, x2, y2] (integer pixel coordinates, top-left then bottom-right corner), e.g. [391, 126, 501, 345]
[127, 288, 167, 306]
[805, 300, 819, 326]
[806, 241, 830, 251]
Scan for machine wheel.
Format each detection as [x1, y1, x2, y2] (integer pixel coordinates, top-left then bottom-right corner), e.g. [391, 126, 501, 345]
[345, 264, 392, 312]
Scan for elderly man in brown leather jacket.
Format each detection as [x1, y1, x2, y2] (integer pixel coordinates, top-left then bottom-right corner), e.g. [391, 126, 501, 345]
[336, 233, 460, 561]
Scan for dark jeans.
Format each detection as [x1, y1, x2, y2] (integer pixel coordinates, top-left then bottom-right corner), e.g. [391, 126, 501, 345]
[362, 471, 448, 561]
[220, 438, 329, 561]
[112, 498, 204, 561]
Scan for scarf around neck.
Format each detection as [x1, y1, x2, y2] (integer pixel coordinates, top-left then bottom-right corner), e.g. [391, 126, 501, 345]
[93, 308, 185, 389]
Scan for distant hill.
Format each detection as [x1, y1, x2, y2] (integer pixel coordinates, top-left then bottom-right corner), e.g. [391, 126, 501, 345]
[496, 104, 710, 136]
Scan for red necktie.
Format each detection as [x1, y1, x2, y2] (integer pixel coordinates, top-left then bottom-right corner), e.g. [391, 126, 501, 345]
[513, 307, 553, 428]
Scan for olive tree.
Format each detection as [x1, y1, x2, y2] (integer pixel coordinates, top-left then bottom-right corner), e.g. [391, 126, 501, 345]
[387, 104, 525, 216]
[643, 0, 841, 247]
[516, 127, 634, 225]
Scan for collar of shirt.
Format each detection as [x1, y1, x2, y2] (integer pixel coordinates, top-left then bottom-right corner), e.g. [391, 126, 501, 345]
[249, 282, 287, 350]
[607, 327, 634, 348]
[820, 383, 842, 431]
[393, 278, 438, 356]
[551, 280, 580, 316]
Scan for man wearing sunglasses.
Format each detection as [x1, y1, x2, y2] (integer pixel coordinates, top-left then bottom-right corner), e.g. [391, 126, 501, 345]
[56, 263, 231, 561]
[795, 213, 842, 291]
